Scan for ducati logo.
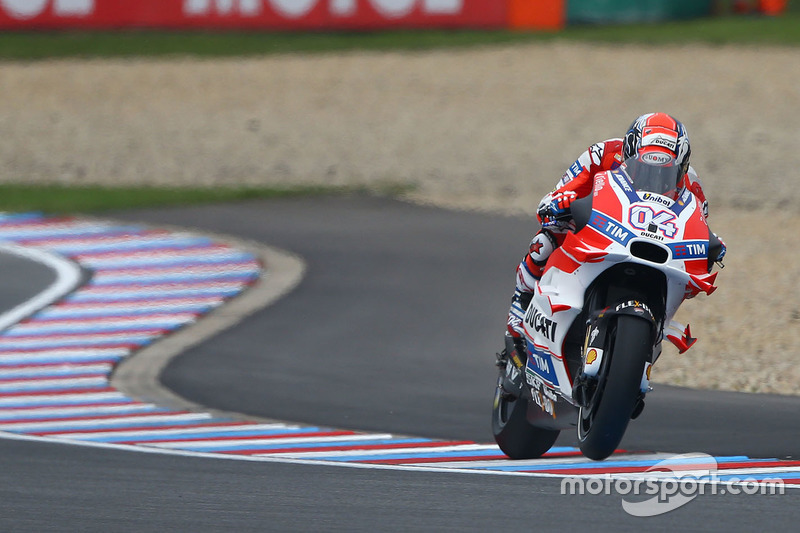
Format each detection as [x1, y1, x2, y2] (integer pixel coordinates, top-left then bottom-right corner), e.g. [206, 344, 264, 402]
[526, 307, 558, 342]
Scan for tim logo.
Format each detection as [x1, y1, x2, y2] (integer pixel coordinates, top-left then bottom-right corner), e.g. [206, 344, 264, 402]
[0, 0, 92, 18]
[526, 344, 560, 387]
[185, 0, 462, 18]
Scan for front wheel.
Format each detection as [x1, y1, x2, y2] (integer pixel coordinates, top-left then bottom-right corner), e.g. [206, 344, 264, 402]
[492, 381, 560, 459]
[577, 315, 651, 460]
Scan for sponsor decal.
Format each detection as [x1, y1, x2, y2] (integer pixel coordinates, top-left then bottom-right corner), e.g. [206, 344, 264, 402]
[610, 171, 642, 204]
[593, 174, 606, 196]
[616, 173, 634, 193]
[638, 231, 665, 242]
[1, 0, 491, 30]
[532, 388, 555, 417]
[582, 346, 604, 377]
[642, 131, 678, 152]
[506, 359, 520, 382]
[527, 374, 558, 418]
[184, 0, 463, 18]
[641, 192, 673, 207]
[526, 342, 560, 387]
[670, 188, 694, 217]
[567, 161, 582, 179]
[629, 206, 678, 238]
[525, 306, 558, 343]
[615, 300, 653, 319]
[186, 0, 266, 16]
[640, 151, 672, 166]
[589, 212, 634, 246]
[669, 241, 708, 260]
[1, 0, 92, 18]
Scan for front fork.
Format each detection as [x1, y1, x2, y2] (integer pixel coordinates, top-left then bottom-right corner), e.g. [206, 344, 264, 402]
[571, 303, 657, 419]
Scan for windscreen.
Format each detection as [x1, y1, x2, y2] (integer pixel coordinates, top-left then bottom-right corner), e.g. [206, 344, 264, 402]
[621, 153, 681, 196]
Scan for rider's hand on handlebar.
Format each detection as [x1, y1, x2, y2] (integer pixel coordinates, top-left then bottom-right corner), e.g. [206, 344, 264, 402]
[715, 234, 727, 263]
[541, 191, 578, 220]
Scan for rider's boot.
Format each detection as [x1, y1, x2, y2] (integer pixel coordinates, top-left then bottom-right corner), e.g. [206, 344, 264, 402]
[496, 338, 526, 399]
[499, 289, 535, 399]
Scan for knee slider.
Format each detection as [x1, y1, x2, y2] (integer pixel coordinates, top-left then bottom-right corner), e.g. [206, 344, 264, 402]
[528, 230, 558, 266]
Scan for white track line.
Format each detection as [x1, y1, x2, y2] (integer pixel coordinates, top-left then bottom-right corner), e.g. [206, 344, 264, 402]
[0, 242, 83, 333]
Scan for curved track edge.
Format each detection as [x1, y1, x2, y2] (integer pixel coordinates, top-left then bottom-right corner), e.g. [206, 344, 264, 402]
[110, 228, 305, 414]
[0, 211, 797, 490]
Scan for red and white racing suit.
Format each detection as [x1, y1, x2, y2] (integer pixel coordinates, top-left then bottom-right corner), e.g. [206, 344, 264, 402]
[507, 138, 708, 340]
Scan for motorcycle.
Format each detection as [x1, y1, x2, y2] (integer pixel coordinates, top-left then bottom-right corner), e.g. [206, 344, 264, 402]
[491, 155, 724, 460]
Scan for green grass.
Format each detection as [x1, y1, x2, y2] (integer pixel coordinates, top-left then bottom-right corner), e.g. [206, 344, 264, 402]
[0, 184, 391, 214]
[0, 14, 799, 60]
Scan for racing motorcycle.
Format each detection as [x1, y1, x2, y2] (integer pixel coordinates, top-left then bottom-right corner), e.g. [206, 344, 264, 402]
[491, 156, 724, 460]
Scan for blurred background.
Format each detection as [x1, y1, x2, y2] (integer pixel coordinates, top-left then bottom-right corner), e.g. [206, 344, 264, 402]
[0, 0, 798, 395]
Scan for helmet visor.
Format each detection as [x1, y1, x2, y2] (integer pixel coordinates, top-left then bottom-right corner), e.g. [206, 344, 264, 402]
[623, 151, 682, 196]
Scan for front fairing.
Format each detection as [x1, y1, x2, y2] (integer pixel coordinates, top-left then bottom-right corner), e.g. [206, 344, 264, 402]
[523, 169, 717, 402]
[542, 170, 715, 314]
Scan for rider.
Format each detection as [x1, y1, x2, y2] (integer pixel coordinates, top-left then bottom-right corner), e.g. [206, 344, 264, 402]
[505, 112, 727, 352]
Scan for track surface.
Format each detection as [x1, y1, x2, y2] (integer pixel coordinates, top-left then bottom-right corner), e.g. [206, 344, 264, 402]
[0, 248, 59, 321]
[1, 196, 799, 530]
[116, 196, 800, 458]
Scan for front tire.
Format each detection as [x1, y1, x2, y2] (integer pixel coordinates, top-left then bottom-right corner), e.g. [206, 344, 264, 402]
[577, 315, 651, 460]
[492, 381, 560, 459]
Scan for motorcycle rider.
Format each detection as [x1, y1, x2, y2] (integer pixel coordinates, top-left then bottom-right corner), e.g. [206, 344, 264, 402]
[504, 112, 727, 363]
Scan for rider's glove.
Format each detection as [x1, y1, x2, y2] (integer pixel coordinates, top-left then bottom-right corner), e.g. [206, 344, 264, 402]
[539, 191, 578, 220]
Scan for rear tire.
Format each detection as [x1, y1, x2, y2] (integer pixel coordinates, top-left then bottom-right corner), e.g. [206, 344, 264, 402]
[492, 382, 560, 459]
[577, 315, 651, 460]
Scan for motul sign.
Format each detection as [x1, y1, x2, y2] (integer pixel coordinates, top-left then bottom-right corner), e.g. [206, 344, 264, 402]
[1, 0, 92, 19]
[0, 0, 507, 28]
[185, 0, 463, 18]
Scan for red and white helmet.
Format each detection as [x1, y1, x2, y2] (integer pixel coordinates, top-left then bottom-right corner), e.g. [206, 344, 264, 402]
[622, 113, 692, 199]
[623, 112, 691, 178]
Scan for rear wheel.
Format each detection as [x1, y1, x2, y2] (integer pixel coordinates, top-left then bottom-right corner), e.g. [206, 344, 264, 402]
[492, 380, 560, 459]
[577, 315, 651, 460]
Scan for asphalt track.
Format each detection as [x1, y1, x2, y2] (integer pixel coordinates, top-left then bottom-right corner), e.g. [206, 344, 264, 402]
[114, 195, 800, 459]
[1, 195, 799, 530]
[0, 248, 60, 323]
